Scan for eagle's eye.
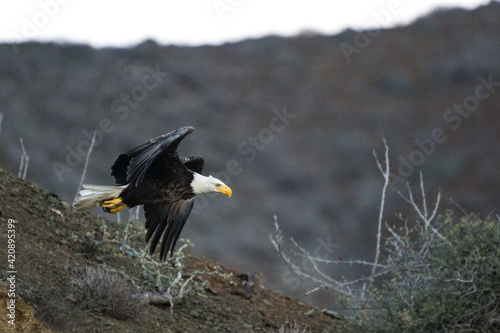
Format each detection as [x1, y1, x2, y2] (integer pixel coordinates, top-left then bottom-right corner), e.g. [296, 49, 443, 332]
[215, 183, 222, 188]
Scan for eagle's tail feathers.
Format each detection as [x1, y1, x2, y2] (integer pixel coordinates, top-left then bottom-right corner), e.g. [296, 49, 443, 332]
[73, 184, 127, 211]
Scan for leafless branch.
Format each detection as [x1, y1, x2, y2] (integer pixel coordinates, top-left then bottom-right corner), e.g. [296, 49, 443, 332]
[419, 171, 428, 219]
[18, 137, 29, 180]
[271, 216, 387, 298]
[129, 206, 141, 222]
[397, 173, 449, 245]
[74, 130, 97, 202]
[372, 137, 389, 276]
[270, 139, 453, 315]
[384, 222, 406, 248]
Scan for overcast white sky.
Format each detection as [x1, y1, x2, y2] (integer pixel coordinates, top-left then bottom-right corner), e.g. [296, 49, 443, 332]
[0, 0, 491, 48]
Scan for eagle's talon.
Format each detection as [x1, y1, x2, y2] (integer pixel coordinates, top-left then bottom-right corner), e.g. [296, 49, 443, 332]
[102, 203, 127, 214]
[101, 197, 123, 207]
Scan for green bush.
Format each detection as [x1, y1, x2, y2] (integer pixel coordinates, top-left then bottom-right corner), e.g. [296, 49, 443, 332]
[372, 213, 500, 332]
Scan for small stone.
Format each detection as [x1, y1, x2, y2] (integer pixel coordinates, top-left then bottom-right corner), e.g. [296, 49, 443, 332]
[189, 310, 200, 318]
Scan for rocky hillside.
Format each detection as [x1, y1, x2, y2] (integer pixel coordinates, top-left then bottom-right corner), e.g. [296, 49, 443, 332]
[1, 1, 500, 308]
[0, 166, 364, 332]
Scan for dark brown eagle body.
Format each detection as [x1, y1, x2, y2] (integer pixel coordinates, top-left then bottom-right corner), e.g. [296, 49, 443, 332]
[116, 158, 201, 207]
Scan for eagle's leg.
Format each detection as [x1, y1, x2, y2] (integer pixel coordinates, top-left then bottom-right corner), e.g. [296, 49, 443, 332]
[100, 198, 127, 214]
[102, 203, 127, 214]
[101, 197, 123, 207]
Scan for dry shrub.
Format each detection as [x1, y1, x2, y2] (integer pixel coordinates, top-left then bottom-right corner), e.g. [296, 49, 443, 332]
[272, 142, 500, 332]
[70, 265, 146, 320]
[371, 213, 500, 332]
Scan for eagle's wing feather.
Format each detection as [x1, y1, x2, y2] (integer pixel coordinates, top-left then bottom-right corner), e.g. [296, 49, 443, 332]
[161, 198, 196, 259]
[111, 126, 194, 186]
[144, 203, 171, 247]
[180, 155, 204, 174]
[144, 198, 196, 260]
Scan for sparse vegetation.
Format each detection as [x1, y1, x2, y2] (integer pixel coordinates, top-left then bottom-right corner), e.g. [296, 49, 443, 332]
[76, 218, 232, 315]
[132, 236, 231, 315]
[369, 212, 500, 332]
[272, 143, 500, 332]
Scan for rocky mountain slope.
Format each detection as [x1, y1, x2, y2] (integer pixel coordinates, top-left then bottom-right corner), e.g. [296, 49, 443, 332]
[0, 166, 363, 332]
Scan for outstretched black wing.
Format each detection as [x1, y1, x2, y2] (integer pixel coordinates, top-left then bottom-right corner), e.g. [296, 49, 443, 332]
[143, 198, 196, 260]
[142, 156, 204, 259]
[111, 126, 194, 187]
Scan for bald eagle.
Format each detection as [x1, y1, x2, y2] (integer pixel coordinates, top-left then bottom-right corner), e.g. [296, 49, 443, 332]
[73, 127, 232, 260]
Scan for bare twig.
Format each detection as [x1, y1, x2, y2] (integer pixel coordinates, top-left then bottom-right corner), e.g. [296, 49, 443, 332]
[129, 206, 141, 222]
[177, 273, 196, 303]
[448, 197, 469, 218]
[397, 175, 448, 245]
[18, 137, 29, 180]
[372, 137, 390, 276]
[74, 130, 97, 202]
[271, 217, 387, 298]
[384, 222, 406, 248]
[117, 211, 124, 225]
[419, 171, 428, 220]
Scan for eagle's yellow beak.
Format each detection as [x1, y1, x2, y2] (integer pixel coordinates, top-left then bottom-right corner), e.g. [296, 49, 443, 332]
[218, 185, 232, 198]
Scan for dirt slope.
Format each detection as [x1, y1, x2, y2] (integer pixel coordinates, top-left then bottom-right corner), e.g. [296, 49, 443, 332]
[0, 166, 363, 332]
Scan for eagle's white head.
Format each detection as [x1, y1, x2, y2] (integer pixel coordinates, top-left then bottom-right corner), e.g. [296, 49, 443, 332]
[191, 173, 232, 197]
